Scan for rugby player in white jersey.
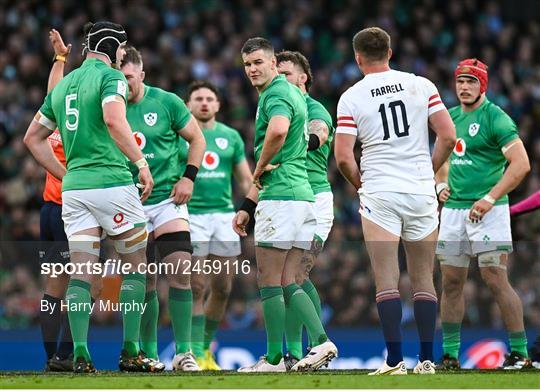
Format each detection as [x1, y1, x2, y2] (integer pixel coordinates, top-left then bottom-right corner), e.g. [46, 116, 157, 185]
[334, 27, 456, 375]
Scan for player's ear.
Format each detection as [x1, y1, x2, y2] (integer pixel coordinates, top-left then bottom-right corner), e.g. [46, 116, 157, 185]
[387, 48, 392, 61]
[271, 55, 277, 69]
[354, 52, 362, 67]
[141, 70, 145, 82]
[299, 73, 308, 86]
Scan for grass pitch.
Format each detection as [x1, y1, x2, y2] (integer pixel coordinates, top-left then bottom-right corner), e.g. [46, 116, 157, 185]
[0, 370, 539, 389]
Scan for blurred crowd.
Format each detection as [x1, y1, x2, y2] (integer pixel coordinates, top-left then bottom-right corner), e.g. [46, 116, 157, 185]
[1, 0, 540, 331]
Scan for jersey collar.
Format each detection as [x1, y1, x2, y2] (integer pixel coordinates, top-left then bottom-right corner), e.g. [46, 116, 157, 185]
[82, 58, 107, 68]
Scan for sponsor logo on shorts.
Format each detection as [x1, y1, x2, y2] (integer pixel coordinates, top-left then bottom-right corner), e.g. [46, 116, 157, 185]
[202, 151, 220, 170]
[113, 213, 129, 230]
[437, 240, 446, 249]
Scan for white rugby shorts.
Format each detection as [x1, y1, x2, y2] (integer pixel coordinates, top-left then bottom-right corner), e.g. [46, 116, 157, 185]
[436, 205, 513, 260]
[314, 191, 334, 242]
[62, 184, 146, 238]
[358, 189, 438, 241]
[190, 212, 241, 257]
[143, 197, 189, 233]
[254, 200, 316, 250]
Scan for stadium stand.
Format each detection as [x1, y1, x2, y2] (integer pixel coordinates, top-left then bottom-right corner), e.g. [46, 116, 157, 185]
[0, 0, 539, 333]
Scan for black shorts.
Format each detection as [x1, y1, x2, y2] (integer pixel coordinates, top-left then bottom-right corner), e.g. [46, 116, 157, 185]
[40, 201, 69, 265]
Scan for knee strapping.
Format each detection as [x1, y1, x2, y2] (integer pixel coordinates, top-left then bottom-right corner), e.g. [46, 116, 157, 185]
[155, 231, 192, 258]
[113, 229, 148, 254]
[68, 235, 101, 256]
[478, 251, 508, 270]
[437, 254, 470, 268]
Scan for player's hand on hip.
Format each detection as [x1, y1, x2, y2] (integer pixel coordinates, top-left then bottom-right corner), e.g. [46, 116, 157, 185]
[436, 183, 451, 203]
[438, 188, 451, 202]
[170, 177, 194, 205]
[232, 211, 250, 237]
[469, 199, 493, 223]
[49, 29, 71, 56]
[253, 163, 279, 190]
[138, 167, 154, 203]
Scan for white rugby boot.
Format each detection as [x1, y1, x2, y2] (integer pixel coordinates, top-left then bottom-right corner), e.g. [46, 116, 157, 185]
[368, 360, 407, 375]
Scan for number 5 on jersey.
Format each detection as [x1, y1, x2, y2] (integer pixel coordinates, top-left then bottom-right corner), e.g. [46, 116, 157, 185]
[65, 94, 79, 131]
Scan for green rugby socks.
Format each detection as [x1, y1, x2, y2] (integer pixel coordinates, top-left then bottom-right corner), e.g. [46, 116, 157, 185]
[260, 286, 285, 365]
[140, 290, 159, 359]
[442, 322, 461, 359]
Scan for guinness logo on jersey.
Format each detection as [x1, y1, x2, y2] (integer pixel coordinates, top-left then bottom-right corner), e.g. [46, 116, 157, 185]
[454, 138, 466, 157]
[216, 138, 228, 150]
[144, 112, 158, 126]
[468, 123, 480, 137]
[202, 151, 220, 170]
[133, 132, 146, 150]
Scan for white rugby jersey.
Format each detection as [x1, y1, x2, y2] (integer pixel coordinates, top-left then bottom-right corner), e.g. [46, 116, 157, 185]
[336, 69, 445, 195]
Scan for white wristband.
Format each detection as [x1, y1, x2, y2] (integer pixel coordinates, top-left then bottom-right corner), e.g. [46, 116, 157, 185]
[483, 194, 496, 204]
[435, 182, 449, 196]
[134, 158, 148, 170]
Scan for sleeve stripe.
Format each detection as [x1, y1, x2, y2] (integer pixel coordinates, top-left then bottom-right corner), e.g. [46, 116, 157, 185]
[337, 123, 357, 128]
[36, 112, 56, 130]
[428, 94, 439, 101]
[337, 116, 354, 121]
[102, 95, 124, 107]
[428, 100, 443, 108]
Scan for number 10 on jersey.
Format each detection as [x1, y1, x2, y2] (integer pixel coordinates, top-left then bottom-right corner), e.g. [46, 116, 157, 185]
[378, 100, 409, 140]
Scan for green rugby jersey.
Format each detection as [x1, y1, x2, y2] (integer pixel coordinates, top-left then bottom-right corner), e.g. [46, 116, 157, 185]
[254, 74, 314, 202]
[178, 122, 246, 214]
[127, 84, 192, 205]
[38, 58, 132, 191]
[446, 99, 519, 209]
[306, 94, 334, 194]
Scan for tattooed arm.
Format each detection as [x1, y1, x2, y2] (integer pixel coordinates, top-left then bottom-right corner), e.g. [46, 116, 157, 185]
[307, 119, 330, 151]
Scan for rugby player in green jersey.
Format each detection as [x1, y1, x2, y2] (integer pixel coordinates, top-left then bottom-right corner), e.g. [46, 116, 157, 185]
[120, 47, 206, 371]
[435, 59, 531, 370]
[233, 37, 337, 372]
[183, 81, 253, 370]
[275, 51, 334, 365]
[24, 22, 158, 373]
